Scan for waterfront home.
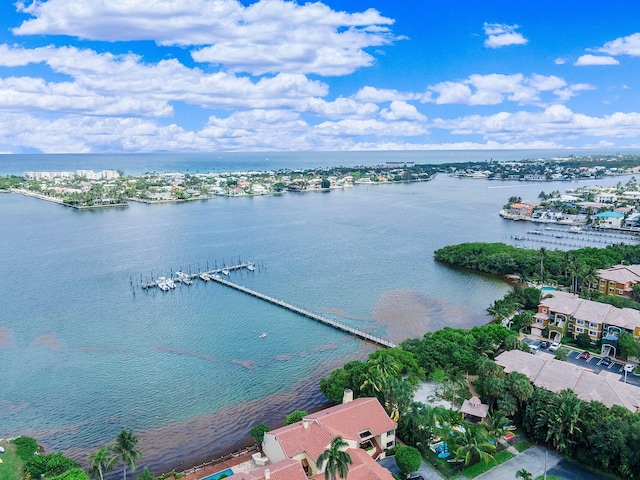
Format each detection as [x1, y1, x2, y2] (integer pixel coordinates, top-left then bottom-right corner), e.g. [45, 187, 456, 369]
[593, 211, 625, 229]
[532, 291, 640, 357]
[495, 350, 640, 412]
[595, 264, 640, 298]
[260, 392, 396, 477]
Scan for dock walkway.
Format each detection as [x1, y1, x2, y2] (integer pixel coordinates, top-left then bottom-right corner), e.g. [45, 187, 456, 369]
[209, 275, 396, 349]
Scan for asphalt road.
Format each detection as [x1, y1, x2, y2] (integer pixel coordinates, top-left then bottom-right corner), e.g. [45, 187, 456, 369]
[471, 446, 608, 480]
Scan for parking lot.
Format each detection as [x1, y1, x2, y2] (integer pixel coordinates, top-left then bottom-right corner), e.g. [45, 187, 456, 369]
[522, 337, 640, 387]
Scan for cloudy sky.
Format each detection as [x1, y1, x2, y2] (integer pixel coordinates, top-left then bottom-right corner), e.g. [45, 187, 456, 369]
[1, 0, 639, 153]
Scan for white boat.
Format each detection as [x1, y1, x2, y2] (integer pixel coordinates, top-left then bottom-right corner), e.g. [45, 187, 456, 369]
[222, 268, 230, 276]
[259, 332, 267, 338]
[247, 263, 256, 271]
[569, 226, 582, 233]
[199, 273, 210, 281]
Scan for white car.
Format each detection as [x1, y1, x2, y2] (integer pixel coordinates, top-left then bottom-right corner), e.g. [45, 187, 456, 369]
[549, 342, 561, 352]
[624, 364, 635, 373]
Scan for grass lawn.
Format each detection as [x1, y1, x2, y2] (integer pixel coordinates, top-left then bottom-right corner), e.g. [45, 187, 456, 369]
[0, 440, 23, 480]
[514, 439, 532, 453]
[455, 450, 515, 479]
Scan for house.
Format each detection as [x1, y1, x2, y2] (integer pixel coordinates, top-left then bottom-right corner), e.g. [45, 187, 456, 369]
[532, 291, 640, 357]
[224, 459, 307, 480]
[596, 264, 640, 298]
[507, 203, 533, 217]
[225, 449, 395, 480]
[594, 211, 624, 229]
[261, 393, 396, 478]
[495, 350, 640, 412]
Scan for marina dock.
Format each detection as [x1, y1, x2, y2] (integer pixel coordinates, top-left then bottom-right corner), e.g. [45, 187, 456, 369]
[137, 261, 396, 349]
[208, 275, 396, 349]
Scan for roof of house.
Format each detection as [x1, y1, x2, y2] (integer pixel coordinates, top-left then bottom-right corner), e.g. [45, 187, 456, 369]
[268, 398, 396, 462]
[598, 264, 640, 285]
[310, 448, 394, 480]
[495, 350, 640, 411]
[539, 291, 640, 330]
[595, 211, 624, 218]
[225, 459, 307, 480]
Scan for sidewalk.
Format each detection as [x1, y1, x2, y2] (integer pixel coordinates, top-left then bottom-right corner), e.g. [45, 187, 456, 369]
[467, 446, 562, 480]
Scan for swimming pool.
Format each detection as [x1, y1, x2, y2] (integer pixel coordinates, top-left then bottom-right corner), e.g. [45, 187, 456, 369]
[200, 468, 233, 480]
[541, 286, 556, 291]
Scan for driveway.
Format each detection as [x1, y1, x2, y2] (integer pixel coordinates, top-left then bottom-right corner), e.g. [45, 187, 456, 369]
[470, 446, 609, 480]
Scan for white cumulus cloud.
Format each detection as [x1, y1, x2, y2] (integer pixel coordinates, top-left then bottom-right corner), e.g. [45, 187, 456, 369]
[423, 73, 586, 106]
[483, 23, 528, 48]
[13, 0, 396, 76]
[595, 32, 640, 56]
[574, 54, 620, 66]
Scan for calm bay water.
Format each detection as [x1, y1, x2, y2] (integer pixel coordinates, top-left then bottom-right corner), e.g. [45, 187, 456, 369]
[1, 150, 637, 473]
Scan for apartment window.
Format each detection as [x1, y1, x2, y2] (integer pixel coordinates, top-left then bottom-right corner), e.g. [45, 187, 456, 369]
[568, 323, 574, 330]
[542, 308, 547, 313]
[536, 318, 543, 324]
[387, 430, 395, 436]
[609, 288, 615, 293]
[576, 327, 584, 333]
[589, 330, 597, 336]
[599, 285, 605, 290]
[619, 290, 624, 295]
[386, 441, 394, 448]
[590, 323, 598, 328]
[577, 320, 584, 325]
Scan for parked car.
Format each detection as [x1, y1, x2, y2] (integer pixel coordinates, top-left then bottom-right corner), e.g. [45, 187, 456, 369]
[600, 357, 612, 366]
[549, 342, 561, 352]
[579, 351, 590, 359]
[408, 475, 425, 480]
[529, 345, 539, 354]
[540, 341, 549, 349]
[625, 364, 635, 372]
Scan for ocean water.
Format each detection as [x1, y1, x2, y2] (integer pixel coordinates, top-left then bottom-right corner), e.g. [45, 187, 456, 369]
[1, 150, 637, 474]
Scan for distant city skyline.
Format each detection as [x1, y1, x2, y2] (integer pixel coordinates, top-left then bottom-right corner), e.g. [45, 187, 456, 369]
[1, 0, 639, 153]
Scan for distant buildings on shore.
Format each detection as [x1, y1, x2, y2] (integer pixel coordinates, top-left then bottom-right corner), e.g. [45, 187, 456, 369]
[24, 169, 120, 180]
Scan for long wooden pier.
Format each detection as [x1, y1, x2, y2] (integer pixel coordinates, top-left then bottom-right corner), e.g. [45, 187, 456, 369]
[208, 275, 396, 349]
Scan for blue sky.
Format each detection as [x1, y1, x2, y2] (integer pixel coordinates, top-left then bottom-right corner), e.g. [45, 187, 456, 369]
[0, 0, 639, 153]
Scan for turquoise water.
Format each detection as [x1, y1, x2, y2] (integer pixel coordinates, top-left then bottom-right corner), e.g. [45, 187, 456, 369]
[1, 152, 635, 474]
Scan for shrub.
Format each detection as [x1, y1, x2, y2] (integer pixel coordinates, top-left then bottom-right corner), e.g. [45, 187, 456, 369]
[25, 452, 80, 478]
[11, 436, 39, 461]
[284, 410, 308, 425]
[395, 445, 422, 476]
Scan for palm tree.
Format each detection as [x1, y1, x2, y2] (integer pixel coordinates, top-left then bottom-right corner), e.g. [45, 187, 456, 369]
[537, 247, 547, 281]
[452, 427, 496, 467]
[485, 410, 509, 441]
[88, 447, 116, 480]
[316, 436, 352, 480]
[112, 429, 142, 480]
[515, 468, 533, 480]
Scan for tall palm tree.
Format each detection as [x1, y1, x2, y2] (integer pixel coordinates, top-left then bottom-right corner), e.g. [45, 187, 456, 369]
[537, 247, 547, 281]
[88, 447, 116, 480]
[316, 436, 352, 480]
[112, 429, 142, 480]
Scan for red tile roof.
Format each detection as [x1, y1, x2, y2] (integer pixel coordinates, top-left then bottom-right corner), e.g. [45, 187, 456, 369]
[310, 449, 394, 480]
[306, 397, 397, 441]
[270, 398, 396, 464]
[225, 459, 306, 480]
